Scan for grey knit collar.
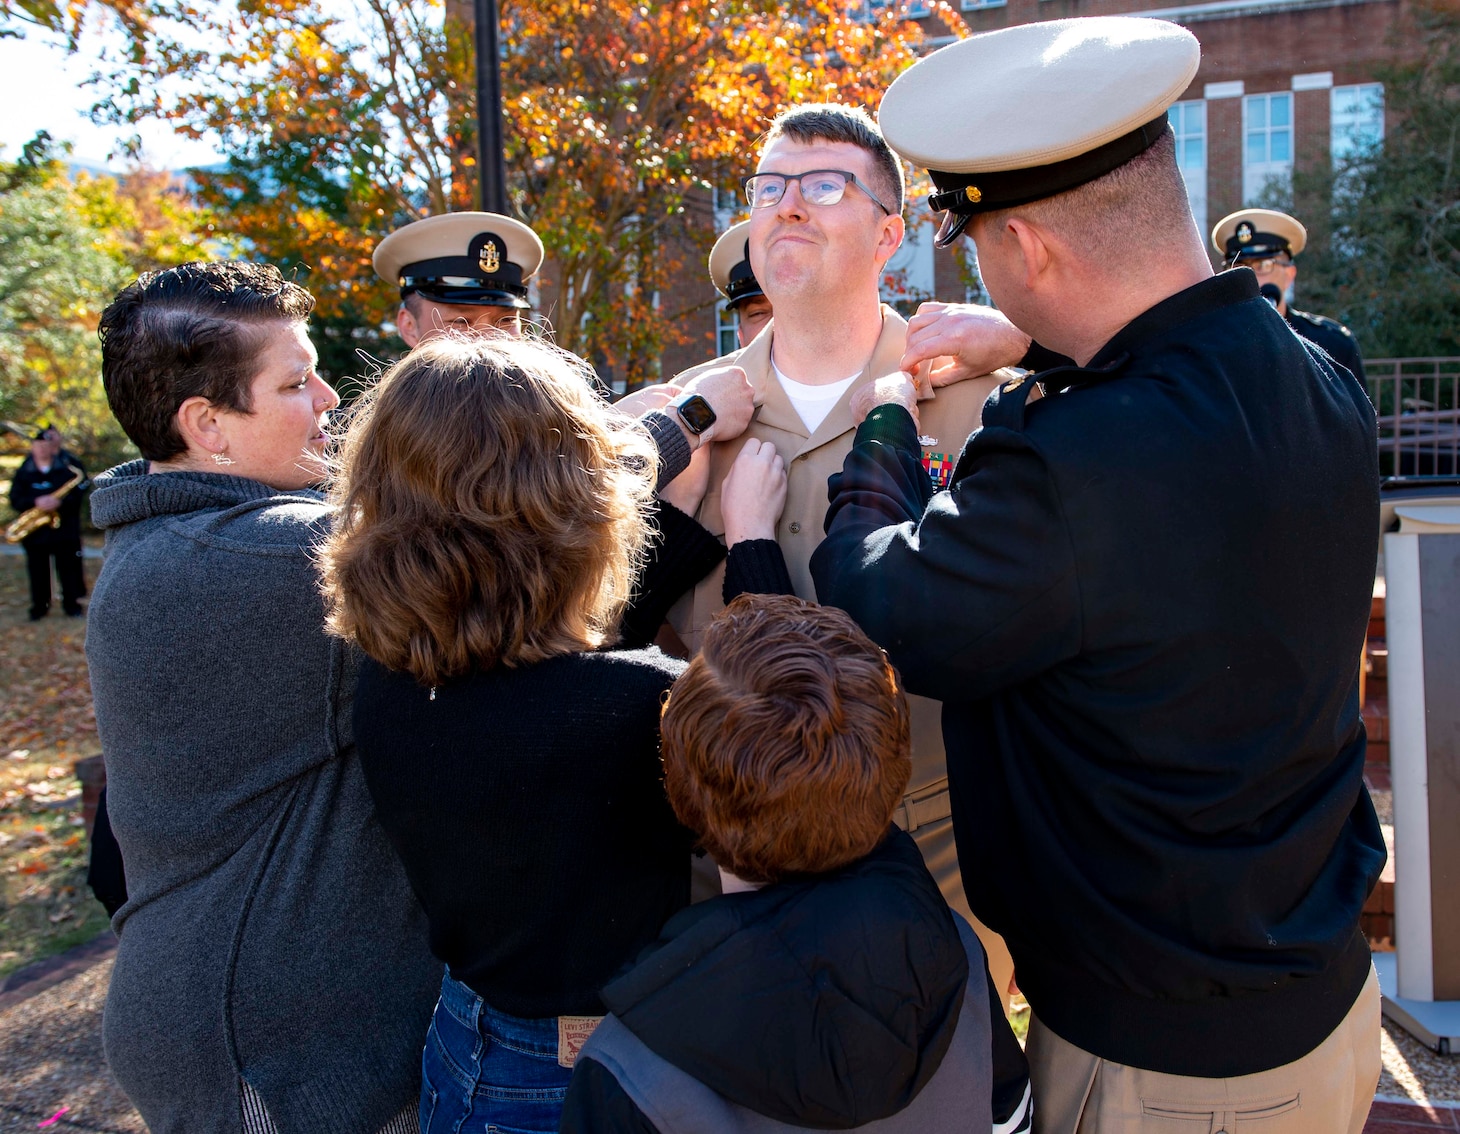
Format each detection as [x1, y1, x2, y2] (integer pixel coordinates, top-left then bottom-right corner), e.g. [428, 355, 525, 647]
[89, 459, 324, 530]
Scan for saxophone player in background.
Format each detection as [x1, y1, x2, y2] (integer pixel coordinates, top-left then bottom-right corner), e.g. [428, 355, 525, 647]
[8, 425, 88, 620]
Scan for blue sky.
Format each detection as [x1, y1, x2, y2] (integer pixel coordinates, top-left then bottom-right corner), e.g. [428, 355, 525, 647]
[0, 19, 223, 171]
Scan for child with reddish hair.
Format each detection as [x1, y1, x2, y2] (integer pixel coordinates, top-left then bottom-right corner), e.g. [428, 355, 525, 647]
[561, 594, 1031, 1133]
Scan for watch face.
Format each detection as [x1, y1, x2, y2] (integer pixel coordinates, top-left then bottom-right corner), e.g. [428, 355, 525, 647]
[676, 394, 717, 435]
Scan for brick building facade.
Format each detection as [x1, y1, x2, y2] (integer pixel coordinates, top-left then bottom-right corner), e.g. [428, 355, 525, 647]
[651, 0, 1407, 386]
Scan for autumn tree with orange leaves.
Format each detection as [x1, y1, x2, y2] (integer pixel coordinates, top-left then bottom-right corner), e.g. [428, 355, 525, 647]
[92, 0, 966, 386]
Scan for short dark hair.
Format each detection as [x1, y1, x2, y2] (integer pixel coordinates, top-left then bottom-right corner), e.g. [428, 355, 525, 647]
[98, 261, 315, 461]
[661, 594, 912, 885]
[985, 130, 1192, 267]
[764, 103, 906, 215]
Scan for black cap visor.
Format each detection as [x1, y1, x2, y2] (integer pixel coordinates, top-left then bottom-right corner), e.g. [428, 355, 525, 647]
[724, 260, 764, 307]
[927, 115, 1172, 249]
[403, 277, 531, 309]
[1225, 235, 1294, 263]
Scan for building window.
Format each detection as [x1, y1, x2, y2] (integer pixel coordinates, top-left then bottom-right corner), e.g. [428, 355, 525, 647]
[1168, 100, 1207, 237]
[1332, 83, 1384, 166]
[961, 0, 1007, 9]
[1243, 92, 1293, 203]
[717, 300, 737, 357]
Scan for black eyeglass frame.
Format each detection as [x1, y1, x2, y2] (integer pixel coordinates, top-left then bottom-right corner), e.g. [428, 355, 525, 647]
[742, 169, 894, 216]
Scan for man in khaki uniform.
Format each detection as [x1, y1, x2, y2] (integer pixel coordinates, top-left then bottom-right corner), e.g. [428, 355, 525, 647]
[666, 103, 1018, 1008]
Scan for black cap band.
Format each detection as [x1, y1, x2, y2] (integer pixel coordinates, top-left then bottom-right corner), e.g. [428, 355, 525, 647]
[927, 115, 1172, 248]
[724, 249, 763, 306]
[398, 229, 532, 308]
[1225, 232, 1294, 260]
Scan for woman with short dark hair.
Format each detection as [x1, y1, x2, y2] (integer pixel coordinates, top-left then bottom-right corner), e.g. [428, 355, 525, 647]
[87, 261, 441, 1134]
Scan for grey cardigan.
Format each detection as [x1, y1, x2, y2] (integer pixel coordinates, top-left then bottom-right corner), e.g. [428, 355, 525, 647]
[86, 462, 441, 1134]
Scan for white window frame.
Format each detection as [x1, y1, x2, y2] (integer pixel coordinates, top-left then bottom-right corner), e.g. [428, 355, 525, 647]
[1331, 82, 1384, 167]
[1168, 99, 1207, 239]
[716, 299, 738, 357]
[1243, 92, 1293, 204]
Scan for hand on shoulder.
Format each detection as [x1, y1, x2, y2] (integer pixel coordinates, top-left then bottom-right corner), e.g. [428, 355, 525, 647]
[851, 373, 921, 430]
[901, 302, 1032, 388]
[679, 364, 757, 444]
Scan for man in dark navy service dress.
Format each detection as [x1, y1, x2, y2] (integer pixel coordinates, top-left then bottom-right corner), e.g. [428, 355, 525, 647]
[1213, 207, 1366, 382]
[810, 17, 1386, 1134]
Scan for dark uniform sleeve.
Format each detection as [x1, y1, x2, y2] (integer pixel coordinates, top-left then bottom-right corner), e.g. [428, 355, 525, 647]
[1326, 328, 1365, 385]
[809, 398, 1081, 705]
[619, 501, 726, 649]
[8, 461, 38, 513]
[559, 1057, 661, 1134]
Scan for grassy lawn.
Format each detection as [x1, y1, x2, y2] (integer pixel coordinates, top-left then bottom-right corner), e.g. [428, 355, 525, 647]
[0, 541, 112, 979]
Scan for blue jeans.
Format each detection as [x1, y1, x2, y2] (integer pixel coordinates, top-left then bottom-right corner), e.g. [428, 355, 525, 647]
[419, 970, 573, 1134]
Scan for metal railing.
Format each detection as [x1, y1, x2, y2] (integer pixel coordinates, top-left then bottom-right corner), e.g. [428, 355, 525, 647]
[1367, 358, 1460, 478]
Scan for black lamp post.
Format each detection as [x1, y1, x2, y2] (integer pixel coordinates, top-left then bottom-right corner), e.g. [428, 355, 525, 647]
[473, 0, 508, 213]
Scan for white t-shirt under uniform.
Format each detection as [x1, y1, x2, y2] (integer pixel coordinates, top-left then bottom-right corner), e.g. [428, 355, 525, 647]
[772, 360, 860, 433]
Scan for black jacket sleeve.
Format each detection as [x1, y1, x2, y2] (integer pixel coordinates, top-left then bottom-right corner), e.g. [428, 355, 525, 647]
[723, 539, 795, 603]
[8, 460, 38, 512]
[559, 1056, 661, 1134]
[809, 404, 1081, 705]
[619, 501, 726, 649]
[87, 787, 129, 918]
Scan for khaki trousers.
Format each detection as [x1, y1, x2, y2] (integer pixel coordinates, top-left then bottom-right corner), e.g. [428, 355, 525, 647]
[1027, 967, 1381, 1134]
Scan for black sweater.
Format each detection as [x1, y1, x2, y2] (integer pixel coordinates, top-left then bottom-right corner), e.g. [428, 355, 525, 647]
[358, 647, 695, 1019]
[355, 497, 728, 1020]
[812, 271, 1386, 1077]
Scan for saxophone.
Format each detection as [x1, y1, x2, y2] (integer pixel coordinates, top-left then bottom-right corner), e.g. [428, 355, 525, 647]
[6, 464, 84, 543]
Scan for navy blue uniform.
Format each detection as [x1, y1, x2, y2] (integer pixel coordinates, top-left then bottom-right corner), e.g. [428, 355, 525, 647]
[8, 450, 87, 617]
[810, 270, 1385, 1078]
[1288, 306, 1365, 384]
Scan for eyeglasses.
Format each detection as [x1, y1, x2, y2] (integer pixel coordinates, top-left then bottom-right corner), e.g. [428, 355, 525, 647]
[742, 169, 893, 216]
[1231, 256, 1293, 274]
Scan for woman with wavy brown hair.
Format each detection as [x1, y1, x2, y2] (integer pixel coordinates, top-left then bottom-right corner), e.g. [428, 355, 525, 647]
[319, 334, 740, 1134]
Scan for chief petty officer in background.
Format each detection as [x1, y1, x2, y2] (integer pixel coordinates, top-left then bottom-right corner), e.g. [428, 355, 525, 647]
[709, 219, 773, 349]
[372, 211, 545, 346]
[1213, 207, 1366, 381]
[8, 425, 88, 620]
[811, 16, 1385, 1133]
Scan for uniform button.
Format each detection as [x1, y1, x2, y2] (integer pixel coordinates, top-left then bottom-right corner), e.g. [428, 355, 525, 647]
[789, 522, 801, 534]
[795, 454, 809, 462]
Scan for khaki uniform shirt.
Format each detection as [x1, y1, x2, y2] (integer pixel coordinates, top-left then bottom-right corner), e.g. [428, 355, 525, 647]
[668, 307, 1013, 935]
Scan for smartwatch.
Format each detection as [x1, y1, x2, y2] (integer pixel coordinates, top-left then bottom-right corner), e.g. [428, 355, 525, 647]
[672, 394, 718, 437]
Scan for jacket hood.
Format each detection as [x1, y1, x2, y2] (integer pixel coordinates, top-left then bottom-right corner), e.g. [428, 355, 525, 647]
[602, 827, 969, 1129]
[89, 460, 322, 531]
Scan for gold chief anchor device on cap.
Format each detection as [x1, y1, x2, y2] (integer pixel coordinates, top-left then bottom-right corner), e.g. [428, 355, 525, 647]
[877, 16, 1201, 247]
[1211, 208, 1308, 266]
[373, 212, 545, 309]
